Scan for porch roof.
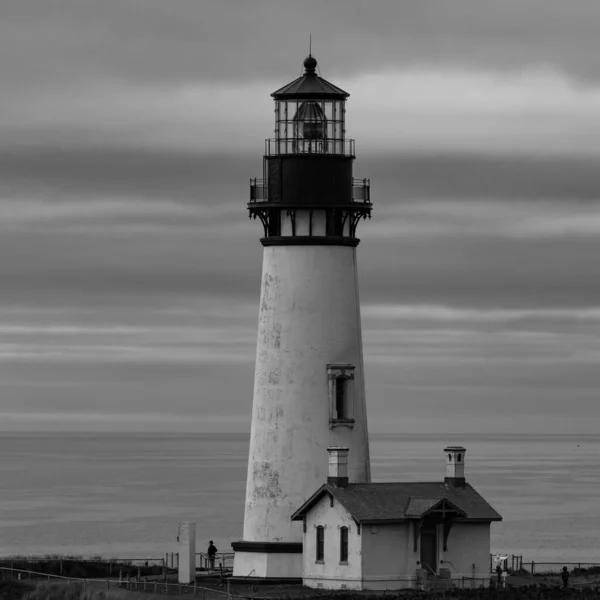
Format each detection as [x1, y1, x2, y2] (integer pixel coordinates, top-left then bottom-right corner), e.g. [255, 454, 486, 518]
[404, 496, 467, 518]
[291, 481, 502, 523]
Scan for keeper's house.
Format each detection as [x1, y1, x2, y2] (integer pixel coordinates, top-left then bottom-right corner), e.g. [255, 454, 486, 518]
[291, 446, 501, 590]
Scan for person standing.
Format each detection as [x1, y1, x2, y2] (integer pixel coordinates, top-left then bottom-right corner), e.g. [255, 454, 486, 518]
[207, 541, 217, 570]
[496, 563, 502, 585]
[561, 566, 569, 588]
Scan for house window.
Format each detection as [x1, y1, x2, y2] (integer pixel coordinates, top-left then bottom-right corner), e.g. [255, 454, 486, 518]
[316, 526, 325, 562]
[327, 365, 355, 428]
[340, 527, 349, 563]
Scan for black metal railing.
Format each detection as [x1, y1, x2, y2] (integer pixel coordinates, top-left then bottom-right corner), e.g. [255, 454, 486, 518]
[353, 178, 370, 203]
[264, 137, 355, 157]
[249, 179, 267, 201]
[249, 178, 370, 204]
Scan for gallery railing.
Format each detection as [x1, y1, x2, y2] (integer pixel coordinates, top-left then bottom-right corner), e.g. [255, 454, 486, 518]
[249, 178, 370, 204]
[264, 138, 355, 157]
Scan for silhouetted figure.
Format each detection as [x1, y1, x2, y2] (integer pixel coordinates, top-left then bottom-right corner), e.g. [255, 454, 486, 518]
[496, 564, 502, 585]
[207, 541, 217, 570]
[561, 566, 569, 588]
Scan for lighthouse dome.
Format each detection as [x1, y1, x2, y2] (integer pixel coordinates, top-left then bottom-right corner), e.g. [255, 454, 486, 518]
[303, 55, 317, 72]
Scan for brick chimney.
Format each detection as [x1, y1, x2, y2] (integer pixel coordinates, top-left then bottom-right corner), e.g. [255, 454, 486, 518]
[327, 446, 349, 487]
[444, 446, 466, 488]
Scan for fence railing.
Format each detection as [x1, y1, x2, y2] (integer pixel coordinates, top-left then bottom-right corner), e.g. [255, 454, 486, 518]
[490, 554, 524, 573]
[163, 552, 234, 572]
[197, 553, 234, 572]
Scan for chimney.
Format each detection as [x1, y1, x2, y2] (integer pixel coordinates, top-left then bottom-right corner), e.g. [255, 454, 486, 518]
[444, 446, 466, 488]
[327, 447, 350, 487]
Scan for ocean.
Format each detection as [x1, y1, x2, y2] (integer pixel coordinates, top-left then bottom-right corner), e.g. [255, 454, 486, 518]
[0, 432, 598, 564]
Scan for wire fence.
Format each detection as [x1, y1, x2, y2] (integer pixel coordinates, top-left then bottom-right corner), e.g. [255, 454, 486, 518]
[0, 565, 493, 594]
[529, 562, 600, 576]
[489, 555, 600, 576]
[0, 566, 239, 600]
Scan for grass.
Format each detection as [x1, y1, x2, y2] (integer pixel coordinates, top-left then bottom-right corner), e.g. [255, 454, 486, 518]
[10, 580, 600, 600]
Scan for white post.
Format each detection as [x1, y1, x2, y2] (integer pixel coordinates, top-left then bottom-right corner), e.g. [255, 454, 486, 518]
[177, 521, 196, 584]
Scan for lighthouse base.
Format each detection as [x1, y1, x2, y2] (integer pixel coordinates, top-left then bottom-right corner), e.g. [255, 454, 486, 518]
[232, 542, 302, 578]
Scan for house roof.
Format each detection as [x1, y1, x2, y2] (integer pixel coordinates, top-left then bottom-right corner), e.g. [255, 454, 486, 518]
[271, 56, 349, 100]
[291, 482, 502, 523]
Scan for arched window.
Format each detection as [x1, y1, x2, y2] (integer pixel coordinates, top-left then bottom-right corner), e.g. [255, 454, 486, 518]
[340, 527, 349, 563]
[316, 526, 325, 562]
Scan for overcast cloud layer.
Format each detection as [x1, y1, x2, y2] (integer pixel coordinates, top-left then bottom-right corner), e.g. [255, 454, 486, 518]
[0, 0, 599, 433]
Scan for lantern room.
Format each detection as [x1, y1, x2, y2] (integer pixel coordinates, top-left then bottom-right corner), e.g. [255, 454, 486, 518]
[271, 55, 349, 156]
[248, 55, 371, 245]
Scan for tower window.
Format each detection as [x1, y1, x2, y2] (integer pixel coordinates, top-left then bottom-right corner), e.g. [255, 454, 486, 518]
[335, 378, 346, 418]
[340, 527, 349, 563]
[316, 526, 325, 563]
[327, 365, 355, 428]
[457, 454, 462, 462]
[448, 454, 452, 461]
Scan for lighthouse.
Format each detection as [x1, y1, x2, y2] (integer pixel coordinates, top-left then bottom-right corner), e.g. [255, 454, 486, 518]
[232, 54, 373, 579]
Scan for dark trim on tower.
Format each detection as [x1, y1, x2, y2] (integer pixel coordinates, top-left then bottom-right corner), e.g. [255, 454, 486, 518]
[231, 541, 303, 554]
[260, 236, 360, 247]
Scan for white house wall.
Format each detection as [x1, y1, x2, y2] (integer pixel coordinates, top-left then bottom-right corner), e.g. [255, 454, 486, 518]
[441, 522, 491, 581]
[361, 523, 413, 590]
[303, 494, 363, 590]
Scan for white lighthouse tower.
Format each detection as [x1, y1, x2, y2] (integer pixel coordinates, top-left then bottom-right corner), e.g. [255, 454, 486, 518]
[232, 54, 373, 579]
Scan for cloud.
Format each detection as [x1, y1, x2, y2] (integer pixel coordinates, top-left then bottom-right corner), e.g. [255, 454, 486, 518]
[362, 304, 600, 323]
[1, 0, 599, 433]
[0, 411, 249, 433]
[3, 0, 600, 89]
[366, 199, 600, 241]
[3, 67, 600, 156]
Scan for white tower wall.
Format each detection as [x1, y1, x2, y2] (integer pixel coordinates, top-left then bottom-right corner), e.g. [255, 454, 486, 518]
[234, 244, 371, 577]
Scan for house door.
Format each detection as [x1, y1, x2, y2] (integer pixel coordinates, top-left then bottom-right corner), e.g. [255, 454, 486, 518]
[420, 527, 437, 574]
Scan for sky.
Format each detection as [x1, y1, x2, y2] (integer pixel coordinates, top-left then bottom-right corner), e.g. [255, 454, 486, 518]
[1, 0, 599, 434]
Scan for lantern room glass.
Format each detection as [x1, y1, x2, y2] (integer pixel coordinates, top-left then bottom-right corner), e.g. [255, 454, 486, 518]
[275, 99, 345, 155]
